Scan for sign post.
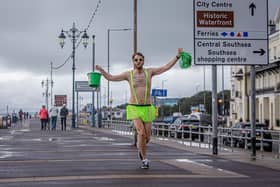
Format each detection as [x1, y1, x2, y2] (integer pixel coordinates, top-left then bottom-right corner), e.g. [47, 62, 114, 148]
[194, 0, 268, 156]
[75, 81, 100, 127]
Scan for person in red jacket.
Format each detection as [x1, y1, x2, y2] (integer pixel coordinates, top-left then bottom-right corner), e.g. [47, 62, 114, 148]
[39, 105, 48, 130]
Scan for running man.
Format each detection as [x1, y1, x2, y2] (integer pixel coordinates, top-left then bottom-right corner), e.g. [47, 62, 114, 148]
[95, 48, 183, 169]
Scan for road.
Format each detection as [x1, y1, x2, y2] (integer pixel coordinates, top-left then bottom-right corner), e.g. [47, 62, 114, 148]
[0, 119, 279, 187]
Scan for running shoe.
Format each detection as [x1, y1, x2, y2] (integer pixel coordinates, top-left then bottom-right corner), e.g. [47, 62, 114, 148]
[141, 159, 149, 169]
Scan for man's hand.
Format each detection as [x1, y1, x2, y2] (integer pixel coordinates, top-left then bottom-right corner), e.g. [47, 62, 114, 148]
[95, 65, 103, 72]
[178, 48, 183, 56]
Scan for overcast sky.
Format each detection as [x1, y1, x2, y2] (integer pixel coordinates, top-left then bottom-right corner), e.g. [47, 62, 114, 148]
[0, 0, 279, 113]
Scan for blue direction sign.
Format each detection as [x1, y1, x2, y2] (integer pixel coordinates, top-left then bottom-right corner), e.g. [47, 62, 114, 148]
[152, 89, 167, 97]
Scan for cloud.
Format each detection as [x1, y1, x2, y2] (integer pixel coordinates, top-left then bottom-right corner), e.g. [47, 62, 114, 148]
[0, 0, 279, 113]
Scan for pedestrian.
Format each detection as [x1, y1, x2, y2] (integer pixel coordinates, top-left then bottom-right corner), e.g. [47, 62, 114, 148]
[39, 105, 48, 130]
[18, 109, 23, 121]
[95, 48, 183, 169]
[49, 104, 59, 130]
[60, 104, 69, 131]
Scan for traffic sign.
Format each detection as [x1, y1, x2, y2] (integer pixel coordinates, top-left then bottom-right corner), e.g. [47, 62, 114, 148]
[152, 89, 167, 97]
[193, 0, 268, 65]
[75, 81, 99, 92]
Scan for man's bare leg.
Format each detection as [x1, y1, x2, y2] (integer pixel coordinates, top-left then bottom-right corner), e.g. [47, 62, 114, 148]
[133, 119, 147, 159]
[143, 122, 152, 143]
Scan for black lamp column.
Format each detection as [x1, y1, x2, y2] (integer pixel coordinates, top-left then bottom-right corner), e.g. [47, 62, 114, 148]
[58, 22, 89, 128]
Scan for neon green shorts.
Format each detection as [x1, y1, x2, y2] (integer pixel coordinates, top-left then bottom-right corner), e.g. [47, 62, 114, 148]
[126, 104, 156, 123]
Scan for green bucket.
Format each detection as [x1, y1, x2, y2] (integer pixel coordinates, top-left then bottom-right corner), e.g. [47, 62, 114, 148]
[179, 51, 192, 69]
[87, 72, 101, 87]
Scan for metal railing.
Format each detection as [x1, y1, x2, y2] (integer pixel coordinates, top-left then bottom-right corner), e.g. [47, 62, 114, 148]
[100, 120, 280, 158]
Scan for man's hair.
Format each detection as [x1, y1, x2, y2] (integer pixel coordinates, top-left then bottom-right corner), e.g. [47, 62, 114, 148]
[132, 52, 144, 60]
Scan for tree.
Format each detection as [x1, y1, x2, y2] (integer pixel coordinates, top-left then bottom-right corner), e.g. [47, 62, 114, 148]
[159, 90, 230, 116]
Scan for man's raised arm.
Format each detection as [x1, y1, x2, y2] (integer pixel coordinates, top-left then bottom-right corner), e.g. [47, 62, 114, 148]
[95, 65, 128, 81]
[150, 48, 183, 76]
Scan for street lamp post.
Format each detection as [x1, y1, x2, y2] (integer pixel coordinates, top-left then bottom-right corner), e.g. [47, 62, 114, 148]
[50, 62, 54, 107]
[107, 28, 132, 119]
[41, 79, 51, 111]
[58, 22, 89, 128]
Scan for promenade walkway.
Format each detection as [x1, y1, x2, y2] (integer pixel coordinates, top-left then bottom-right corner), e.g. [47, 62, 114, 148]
[0, 119, 279, 187]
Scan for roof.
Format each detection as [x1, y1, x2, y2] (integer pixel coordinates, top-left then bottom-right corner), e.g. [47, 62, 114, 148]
[255, 60, 280, 74]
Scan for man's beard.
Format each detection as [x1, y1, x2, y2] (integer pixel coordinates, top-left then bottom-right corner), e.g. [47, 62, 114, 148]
[135, 64, 143, 70]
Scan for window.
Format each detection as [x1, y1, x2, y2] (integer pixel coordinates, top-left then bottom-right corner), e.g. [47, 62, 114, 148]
[276, 119, 280, 127]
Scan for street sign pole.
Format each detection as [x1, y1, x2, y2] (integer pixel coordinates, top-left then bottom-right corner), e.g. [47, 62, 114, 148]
[212, 65, 218, 155]
[92, 35, 96, 127]
[250, 65, 256, 158]
[76, 92, 79, 128]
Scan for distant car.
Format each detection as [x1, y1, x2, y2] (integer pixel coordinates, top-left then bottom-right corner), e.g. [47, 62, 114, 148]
[170, 117, 205, 141]
[223, 122, 272, 151]
[188, 112, 211, 124]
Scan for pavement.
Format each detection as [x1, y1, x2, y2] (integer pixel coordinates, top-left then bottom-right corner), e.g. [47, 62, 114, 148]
[0, 119, 279, 187]
[92, 126, 280, 169]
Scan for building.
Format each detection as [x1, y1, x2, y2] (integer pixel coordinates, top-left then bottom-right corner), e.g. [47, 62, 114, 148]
[230, 9, 280, 130]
